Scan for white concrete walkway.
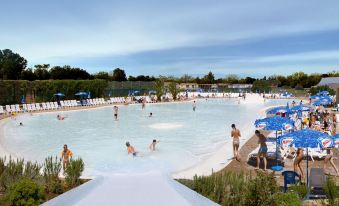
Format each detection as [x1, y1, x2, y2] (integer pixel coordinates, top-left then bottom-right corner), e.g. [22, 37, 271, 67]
[42, 172, 219, 206]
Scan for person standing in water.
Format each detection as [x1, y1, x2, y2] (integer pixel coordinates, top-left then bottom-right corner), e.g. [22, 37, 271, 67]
[61, 144, 73, 174]
[231, 124, 241, 161]
[149, 139, 160, 151]
[192, 101, 196, 112]
[255, 130, 267, 171]
[126, 142, 137, 156]
[113, 106, 118, 120]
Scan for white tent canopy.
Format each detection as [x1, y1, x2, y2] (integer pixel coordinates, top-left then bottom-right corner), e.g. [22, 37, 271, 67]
[42, 172, 219, 206]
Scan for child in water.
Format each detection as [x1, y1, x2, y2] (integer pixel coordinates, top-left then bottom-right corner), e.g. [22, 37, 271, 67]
[126, 142, 137, 156]
[149, 139, 160, 151]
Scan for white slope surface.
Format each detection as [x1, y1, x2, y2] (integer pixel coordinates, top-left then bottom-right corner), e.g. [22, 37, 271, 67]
[42, 172, 219, 206]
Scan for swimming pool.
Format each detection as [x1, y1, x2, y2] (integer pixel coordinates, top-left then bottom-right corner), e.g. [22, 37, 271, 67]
[1, 98, 290, 176]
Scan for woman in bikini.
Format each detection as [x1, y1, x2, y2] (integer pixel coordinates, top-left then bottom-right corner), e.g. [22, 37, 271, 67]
[294, 148, 304, 179]
[231, 124, 241, 161]
[323, 147, 339, 176]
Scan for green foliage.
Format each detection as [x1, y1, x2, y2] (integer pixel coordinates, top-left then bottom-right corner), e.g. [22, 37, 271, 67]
[324, 176, 339, 206]
[0, 49, 27, 80]
[6, 178, 45, 206]
[243, 172, 279, 206]
[289, 183, 307, 199]
[43, 156, 63, 194]
[168, 82, 178, 100]
[65, 158, 84, 187]
[112, 68, 127, 81]
[271, 192, 302, 206]
[309, 85, 335, 95]
[154, 79, 164, 101]
[252, 80, 279, 93]
[0, 157, 42, 191]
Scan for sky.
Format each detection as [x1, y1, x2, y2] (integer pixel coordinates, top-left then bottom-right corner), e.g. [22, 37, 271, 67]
[0, 0, 339, 77]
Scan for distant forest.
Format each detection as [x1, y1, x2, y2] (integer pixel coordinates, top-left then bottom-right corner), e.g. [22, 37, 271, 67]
[1, 49, 338, 88]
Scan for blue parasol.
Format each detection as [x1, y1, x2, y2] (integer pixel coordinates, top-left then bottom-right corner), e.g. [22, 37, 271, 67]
[255, 116, 295, 171]
[149, 90, 156, 95]
[267, 106, 292, 115]
[290, 104, 313, 112]
[312, 98, 332, 106]
[333, 134, 339, 148]
[317, 91, 330, 96]
[54, 93, 65, 97]
[278, 129, 333, 186]
[75, 92, 88, 96]
[310, 95, 321, 100]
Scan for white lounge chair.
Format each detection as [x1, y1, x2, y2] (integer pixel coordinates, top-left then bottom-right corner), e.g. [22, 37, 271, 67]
[10, 105, 16, 113]
[15, 104, 21, 113]
[41, 103, 47, 110]
[0, 106, 4, 115]
[35, 103, 41, 111]
[5, 105, 12, 113]
[54, 102, 59, 109]
[31, 104, 37, 111]
[27, 104, 32, 112]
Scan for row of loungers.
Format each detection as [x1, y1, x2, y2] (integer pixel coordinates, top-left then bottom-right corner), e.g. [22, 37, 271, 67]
[0, 97, 150, 115]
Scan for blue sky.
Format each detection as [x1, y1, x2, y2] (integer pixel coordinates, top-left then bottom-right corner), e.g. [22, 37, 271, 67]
[1, 0, 339, 77]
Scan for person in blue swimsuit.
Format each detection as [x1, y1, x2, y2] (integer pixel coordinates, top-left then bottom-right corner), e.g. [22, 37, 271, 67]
[255, 130, 267, 171]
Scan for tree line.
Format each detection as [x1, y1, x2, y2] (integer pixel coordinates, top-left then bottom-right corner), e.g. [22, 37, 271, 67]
[1, 49, 338, 88]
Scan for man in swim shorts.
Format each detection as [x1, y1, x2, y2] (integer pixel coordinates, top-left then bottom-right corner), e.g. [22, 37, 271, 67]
[113, 106, 118, 120]
[149, 139, 160, 151]
[255, 130, 267, 170]
[231, 124, 241, 160]
[126, 142, 137, 156]
[192, 101, 196, 112]
[61, 144, 73, 174]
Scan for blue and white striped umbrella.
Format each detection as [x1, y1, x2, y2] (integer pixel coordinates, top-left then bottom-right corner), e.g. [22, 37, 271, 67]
[333, 134, 339, 148]
[312, 98, 332, 106]
[317, 91, 330, 96]
[267, 106, 292, 115]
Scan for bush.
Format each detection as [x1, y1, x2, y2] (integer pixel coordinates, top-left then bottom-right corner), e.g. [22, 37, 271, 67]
[243, 172, 279, 206]
[289, 183, 307, 199]
[323, 176, 339, 206]
[6, 178, 45, 206]
[43, 156, 63, 194]
[271, 192, 302, 206]
[65, 158, 84, 188]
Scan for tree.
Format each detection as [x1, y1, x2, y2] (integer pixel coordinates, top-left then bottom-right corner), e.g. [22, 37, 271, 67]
[168, 82, 178, 100]
[202, 71, 215, 84]
[49, 65, 91, 80]
[21, 68, 37, 81]
[34, 64, 50, 80]
[112, 68, 127, 81]
[154, 79, 164, 101]
[0, 49, 27, 79]
[225, 74, 239, 84]
[94, 71, 111, 80]
[179, 74, 194, 83]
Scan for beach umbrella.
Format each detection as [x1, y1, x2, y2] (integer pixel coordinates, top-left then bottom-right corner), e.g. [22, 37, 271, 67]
[267, 106, 292, 115]
[332, 134, 339, 148]
[75, 92, 88, 96]
[149, 90, 156, 95]
[278, 129, 333, 186]
[54, 92, 65, 97]
[21, 95, 26, 104]
[310, 95, 321, 100]
[317, 91, 330, 96]
[255, 116, 295, 171]
[312, 98, 332, 106]
[290, 104, 313, 112]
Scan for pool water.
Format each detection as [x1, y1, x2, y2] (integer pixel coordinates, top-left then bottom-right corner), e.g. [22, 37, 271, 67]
[1, 98, 289, 175]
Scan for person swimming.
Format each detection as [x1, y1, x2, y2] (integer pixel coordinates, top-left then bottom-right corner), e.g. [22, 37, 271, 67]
[19, 122, 23, 126]
[126, 142, 137, 156]
[113, 106, 118, 120]
[57, 114, 65, 120]
[192, 101, 196, 111]
[149, 139, 160, 151]
[149, 112, 153, 117]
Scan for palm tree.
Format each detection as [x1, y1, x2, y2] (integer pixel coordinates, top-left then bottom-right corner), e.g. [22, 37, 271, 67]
[168, 82, 178, 100]
[154, 79, 164, 101]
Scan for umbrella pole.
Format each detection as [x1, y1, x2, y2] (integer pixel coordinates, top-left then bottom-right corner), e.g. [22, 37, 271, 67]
[306, 147, 309, 188]
[276, 130, 278, 166]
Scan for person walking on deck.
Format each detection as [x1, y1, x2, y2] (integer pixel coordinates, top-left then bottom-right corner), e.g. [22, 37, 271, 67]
[231, 124, 241, 161]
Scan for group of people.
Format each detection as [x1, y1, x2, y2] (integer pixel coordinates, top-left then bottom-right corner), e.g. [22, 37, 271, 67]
[125, 139, 160, 156]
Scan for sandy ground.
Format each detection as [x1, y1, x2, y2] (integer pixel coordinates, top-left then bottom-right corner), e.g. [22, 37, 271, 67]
[219, 128, 339, 186]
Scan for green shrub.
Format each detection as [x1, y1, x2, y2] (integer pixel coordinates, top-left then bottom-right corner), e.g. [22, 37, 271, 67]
[243, 172, 279, 206]
[65, 158, 84, 188]
[309, 85, 335, 95]
[324, 176, 339, 206]
[289, 183, 307, 199]
[271, 192, 302, 206]
[6, 178, 45, 206]
[43, 156, 63, 194]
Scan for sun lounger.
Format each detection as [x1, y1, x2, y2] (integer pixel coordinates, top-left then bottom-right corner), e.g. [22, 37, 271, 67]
[27, 104, 32, 111]
[306, 168, 327, 199]
[10, 105, 16, 113]
[0, 106, 4, 115]
[35, 103, 41, 111]
[5, 105, 11, 113]
[31, 104, 37, 111]
[54, 102, 59, 109]
[15, 104, 21, 112]
[46, 102, 51, 110]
